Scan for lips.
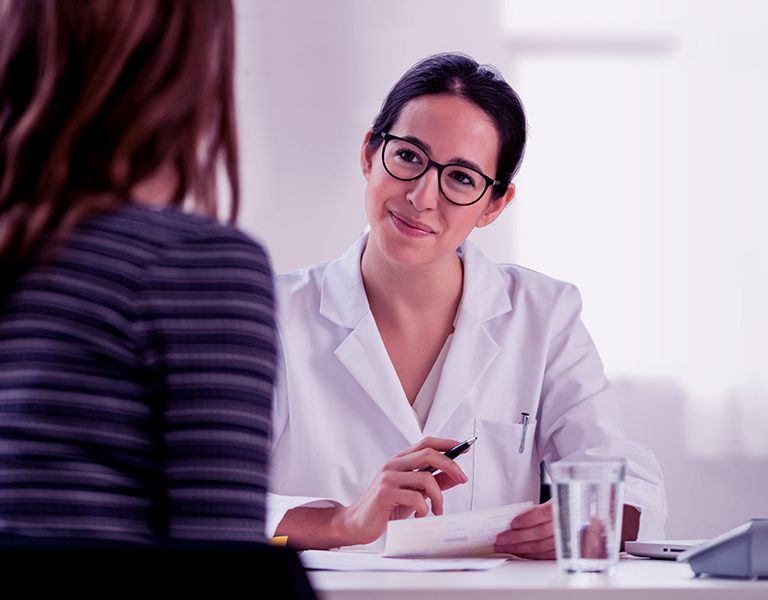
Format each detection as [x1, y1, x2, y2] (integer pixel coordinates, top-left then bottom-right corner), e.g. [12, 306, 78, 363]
[389, 211, 435, 236]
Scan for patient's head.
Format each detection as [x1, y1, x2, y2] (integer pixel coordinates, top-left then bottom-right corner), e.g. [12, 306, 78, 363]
[0, 0, 238, 265]
[365, 52, 527, 199]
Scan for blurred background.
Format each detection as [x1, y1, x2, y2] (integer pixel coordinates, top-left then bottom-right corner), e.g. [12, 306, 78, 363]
[233, 0, 768, 540]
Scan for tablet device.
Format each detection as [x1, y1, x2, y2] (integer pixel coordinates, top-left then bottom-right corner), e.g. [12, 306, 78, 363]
[625, 539, 706, 560]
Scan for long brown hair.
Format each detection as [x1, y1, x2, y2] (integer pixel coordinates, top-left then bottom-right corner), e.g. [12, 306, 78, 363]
[0, 0, 239, 270]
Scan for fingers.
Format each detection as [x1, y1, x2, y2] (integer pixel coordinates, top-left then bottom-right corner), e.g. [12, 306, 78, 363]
[433, 471, 464, 492]
[377, 438, 472, 518]
[387, 487, 431, 518]
[391, 436, 460, 459]
[379, 470, 448, 516]
[494, 531, 556, 559]
[510, 500, 553, 529]
[388, 444, 469, 485]
[494, 518, 554, 548]
[494, 502, 556, 560]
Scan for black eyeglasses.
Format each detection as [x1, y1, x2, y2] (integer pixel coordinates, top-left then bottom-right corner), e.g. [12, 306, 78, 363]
[380, 132, 501, 206]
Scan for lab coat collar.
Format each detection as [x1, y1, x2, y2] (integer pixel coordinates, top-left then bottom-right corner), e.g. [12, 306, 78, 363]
[456, 240, 513, 322]
[320, 233, 512, 326]
[319, 234, 370, 328]
[322, 233, 514, 443]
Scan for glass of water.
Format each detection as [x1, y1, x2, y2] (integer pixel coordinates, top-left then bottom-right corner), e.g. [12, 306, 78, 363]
[550, 460, 626, 574]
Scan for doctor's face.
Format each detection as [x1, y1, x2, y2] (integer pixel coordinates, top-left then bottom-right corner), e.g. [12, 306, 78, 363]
[361, 94, 513, 270]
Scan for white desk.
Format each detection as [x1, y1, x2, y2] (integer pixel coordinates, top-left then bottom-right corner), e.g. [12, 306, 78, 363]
[308, 556, 768, 600]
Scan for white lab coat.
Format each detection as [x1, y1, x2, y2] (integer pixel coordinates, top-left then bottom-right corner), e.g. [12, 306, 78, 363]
[268, 234, 668, 540]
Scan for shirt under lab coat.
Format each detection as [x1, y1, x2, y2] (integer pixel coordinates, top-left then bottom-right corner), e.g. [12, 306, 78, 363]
[268, 234, 668, 540]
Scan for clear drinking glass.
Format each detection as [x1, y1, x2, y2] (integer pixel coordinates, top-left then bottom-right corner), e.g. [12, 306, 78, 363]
[551, 460, 626, 574]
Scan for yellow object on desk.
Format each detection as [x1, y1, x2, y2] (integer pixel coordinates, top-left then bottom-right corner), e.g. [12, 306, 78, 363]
[268, 536, 288, 547]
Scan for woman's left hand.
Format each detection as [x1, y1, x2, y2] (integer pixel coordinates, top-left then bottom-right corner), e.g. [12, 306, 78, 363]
[493, 500, 556, 559]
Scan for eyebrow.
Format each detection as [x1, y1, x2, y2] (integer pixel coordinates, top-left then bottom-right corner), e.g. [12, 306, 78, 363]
[395, 134, 490, 175]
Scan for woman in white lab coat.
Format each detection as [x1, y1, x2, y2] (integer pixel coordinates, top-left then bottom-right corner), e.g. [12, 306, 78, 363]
[269, 53, 667, 555]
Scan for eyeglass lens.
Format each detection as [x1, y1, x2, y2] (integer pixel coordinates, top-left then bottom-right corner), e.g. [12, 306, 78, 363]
[383, 138, 488, 205]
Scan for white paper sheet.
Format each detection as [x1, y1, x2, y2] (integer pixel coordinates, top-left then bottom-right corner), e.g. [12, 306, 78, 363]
[300, 549, 509, 571]
[382, 501, 533, 557]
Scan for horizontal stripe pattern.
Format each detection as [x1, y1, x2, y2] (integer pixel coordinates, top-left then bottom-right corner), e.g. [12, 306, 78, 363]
[0, 205, 275, 543]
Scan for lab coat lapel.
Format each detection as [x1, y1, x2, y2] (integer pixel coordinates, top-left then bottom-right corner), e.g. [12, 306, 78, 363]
[321, 235, 423, 446]
[423, 241, 512, 437]
[334, 314, 423, 445]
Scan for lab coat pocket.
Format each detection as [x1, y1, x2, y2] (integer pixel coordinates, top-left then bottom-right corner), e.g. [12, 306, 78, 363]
[471, 417, 538, 511]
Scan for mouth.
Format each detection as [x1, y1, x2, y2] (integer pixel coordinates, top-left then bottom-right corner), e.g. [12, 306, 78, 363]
[389, 211, 435, 236]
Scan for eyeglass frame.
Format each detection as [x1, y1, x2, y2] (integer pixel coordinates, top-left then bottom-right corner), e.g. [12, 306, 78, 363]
[379, 132, 502, 207]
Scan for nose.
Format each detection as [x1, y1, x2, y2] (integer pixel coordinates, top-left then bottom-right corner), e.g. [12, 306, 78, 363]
[405, 165, 440, 211]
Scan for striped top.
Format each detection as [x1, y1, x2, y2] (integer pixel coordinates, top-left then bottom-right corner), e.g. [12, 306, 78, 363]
[0, 205, 275, 543]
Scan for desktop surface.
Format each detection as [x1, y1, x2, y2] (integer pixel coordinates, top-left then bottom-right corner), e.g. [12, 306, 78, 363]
[308, 555, 768, 600]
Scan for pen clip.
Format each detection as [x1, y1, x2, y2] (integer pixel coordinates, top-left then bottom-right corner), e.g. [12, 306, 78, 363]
[519, 413, 529, 454]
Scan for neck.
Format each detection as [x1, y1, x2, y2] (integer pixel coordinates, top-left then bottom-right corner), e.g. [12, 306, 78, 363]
[360, 234, 464, 328]
[131, 162, 179, 207]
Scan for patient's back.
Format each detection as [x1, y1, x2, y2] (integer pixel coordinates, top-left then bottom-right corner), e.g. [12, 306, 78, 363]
[0, 204, 275, 542]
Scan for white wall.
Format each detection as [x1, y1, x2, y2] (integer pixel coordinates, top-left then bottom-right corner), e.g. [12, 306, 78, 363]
[501, 0, 768, 539]
[234, 0, 768, 539]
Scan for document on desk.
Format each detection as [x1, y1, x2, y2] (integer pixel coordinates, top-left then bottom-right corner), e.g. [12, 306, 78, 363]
[382, 501, 533, 558]
[300, 550, 508, 572]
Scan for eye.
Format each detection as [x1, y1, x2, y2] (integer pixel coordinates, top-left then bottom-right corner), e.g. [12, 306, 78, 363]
[395, 149, 422, 164]
[446, 167, 479, 188]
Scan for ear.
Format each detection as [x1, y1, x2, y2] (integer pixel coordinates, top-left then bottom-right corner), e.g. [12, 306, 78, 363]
[476, 183, 515, 228]
[360, 129, 376, 180]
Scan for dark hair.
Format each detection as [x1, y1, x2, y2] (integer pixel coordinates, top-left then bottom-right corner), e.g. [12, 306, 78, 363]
[367, 52, 527, 199]
[0, 0, 238, 268]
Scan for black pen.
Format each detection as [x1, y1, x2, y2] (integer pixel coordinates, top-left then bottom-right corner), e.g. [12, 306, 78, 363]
[420, 436, 477, 473]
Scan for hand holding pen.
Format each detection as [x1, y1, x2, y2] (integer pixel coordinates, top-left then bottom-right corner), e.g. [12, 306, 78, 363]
[420, 436, 477, 473]
[333, 437, 472, 547]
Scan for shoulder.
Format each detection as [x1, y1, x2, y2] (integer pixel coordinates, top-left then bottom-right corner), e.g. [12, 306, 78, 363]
[79, 205, 273, 283]
[103, 205, 270, 264]
[274, 235, 366, 310]
[501, 263, 578, 304]
[274, 235, 371, 333]
[273, 259, 333, 332]
[53, 206, 275, 333]
[274, 259, 330, 300]
[461, 241, 579, 310]
[502, 265, 584, 333]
